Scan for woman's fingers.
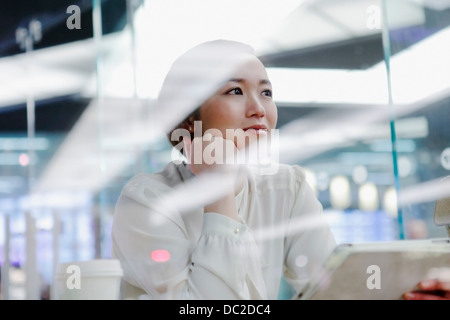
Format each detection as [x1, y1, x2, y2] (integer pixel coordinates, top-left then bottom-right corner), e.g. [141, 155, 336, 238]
[403, 279, 450, 300]
[403, 292, 448, 300]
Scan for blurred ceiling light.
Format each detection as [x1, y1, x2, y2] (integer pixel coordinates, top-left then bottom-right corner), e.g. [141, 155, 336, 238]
[397, 156, 415, 177]
[358, 181, 379, 211]
[330, 175, 352, 209]
[338, 152, 392, 166]
[369, 139, 416, 153]
[0, 153, 36, 166]
[18, 153, 30, 167]
[267, 67, 389, 105]
[440, 148, 450, 170]
[316, 171, 330, 191]
[352, 165, 368, 184]
[383, 186, 398, 218]
[0, 137, 49, 151]
[368, 116, 429, 140]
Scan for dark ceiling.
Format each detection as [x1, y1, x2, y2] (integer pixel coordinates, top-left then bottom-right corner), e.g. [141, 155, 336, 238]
[0, 0, 127, 58]
[0, 0, 127, 133]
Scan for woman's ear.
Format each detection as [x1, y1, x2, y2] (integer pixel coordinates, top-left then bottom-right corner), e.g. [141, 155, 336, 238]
[180, 121, 189, 132]
[180, 117, 194, 133]
[187, 115, 197, 133]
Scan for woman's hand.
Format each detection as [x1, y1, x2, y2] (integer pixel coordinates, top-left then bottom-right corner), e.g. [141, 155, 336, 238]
[403, 279, 450, 300]
[184, 134, 245, 196]
[183, 134, 246, 221]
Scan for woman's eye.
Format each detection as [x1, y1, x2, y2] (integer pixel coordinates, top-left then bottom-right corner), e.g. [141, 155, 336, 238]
[226, 88, 243, 95]
[262, 89, 272, 97]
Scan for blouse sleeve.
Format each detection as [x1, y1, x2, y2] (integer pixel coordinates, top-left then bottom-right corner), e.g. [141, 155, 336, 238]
[111, 174, 267, 300]
[282, 166, 337, 294]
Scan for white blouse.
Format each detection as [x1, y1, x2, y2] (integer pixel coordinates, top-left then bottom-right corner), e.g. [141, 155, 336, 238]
[111, 161, 336, 300]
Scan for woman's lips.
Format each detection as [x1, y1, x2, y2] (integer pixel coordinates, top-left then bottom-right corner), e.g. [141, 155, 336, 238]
[244, 128, 268, 134]
[243, 125, 268, 134]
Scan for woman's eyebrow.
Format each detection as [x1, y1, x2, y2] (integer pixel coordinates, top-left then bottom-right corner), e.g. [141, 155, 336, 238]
[228, 78, 272, 85]
[228, 78, 244, 83]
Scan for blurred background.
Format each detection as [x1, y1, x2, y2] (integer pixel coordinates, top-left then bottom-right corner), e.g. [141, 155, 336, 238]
[0, 0, 449, 299]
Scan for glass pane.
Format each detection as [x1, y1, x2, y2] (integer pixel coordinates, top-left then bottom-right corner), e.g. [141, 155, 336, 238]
[0, 0, 129, 299]
[2, 0, 448, 300]
[260, 0, 399, 245]
[382, 0, 450, 240]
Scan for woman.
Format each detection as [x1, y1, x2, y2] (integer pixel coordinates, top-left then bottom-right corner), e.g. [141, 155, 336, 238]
[111, 39, 337, 299]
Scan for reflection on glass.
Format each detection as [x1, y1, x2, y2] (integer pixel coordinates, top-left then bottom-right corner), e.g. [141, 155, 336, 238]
[1, 0, 449, 300]
[383, 0, 450, 240]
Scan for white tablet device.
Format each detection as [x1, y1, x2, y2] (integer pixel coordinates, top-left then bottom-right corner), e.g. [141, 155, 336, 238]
[296, 238, 450, 300]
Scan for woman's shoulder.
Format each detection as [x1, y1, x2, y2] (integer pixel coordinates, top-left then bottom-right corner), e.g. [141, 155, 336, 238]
[248, 163, 306, 178]
[247, 163, 307, 190]
[119, 161, 189, 203]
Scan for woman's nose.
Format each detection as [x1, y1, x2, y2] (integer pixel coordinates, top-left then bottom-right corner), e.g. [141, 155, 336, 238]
[245, 95, 266, 118]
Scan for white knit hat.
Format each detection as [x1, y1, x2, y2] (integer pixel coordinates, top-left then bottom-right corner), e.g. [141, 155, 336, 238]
[152, 39, 255, 135]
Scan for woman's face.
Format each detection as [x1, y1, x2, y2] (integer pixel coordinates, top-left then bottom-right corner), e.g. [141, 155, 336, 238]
[198, 55, 278, 149]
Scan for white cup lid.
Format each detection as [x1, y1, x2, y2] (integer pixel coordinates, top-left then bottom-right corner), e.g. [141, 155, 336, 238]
[55, 259, 123, 277]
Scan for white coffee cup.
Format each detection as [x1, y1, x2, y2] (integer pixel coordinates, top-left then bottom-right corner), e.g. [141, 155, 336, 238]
[53, 259, 123, 300]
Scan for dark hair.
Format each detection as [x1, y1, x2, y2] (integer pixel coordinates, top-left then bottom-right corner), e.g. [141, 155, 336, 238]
[167, 108, 201, 147]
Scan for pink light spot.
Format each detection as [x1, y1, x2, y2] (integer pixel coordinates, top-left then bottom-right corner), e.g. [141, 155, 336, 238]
[19, 153, 30, 166]
[151, 249, 170, 262]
